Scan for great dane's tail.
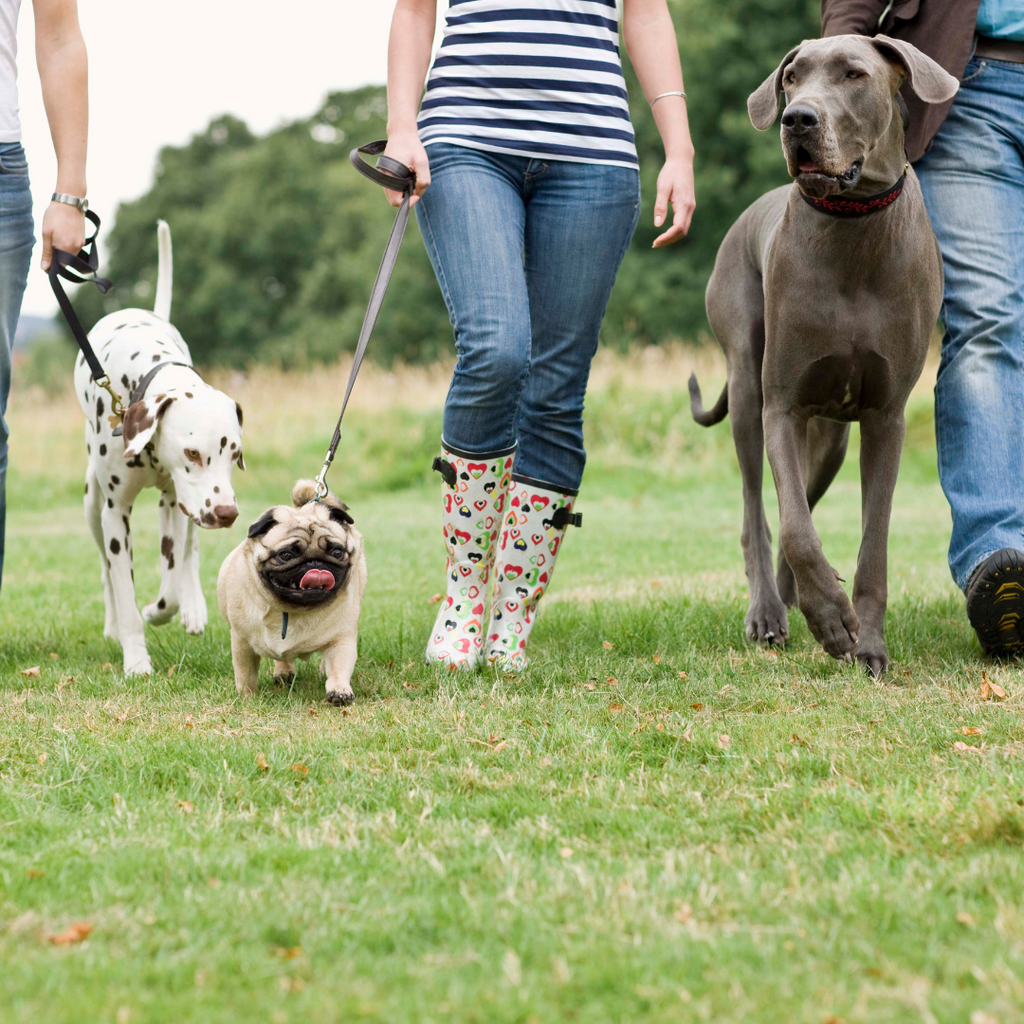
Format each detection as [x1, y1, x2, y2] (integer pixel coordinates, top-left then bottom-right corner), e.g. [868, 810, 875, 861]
[688, 372, 728, 426]
[154, 220, 173, 322]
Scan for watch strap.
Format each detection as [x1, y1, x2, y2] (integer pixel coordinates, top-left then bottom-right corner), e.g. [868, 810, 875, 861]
[51, 192, 89, 213]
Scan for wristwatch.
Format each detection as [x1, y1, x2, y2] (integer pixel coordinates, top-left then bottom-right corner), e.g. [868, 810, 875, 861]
[51, 192, 89, 213]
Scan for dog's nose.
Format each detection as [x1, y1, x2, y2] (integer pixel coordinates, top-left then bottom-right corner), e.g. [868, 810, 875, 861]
[781, 104, 820, 134]
[213, 504, 239, 525]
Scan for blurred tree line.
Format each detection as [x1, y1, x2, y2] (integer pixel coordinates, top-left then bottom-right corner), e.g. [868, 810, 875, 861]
[71, 0, 819, 367]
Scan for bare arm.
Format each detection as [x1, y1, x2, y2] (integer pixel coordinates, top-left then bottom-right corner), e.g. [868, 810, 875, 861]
[33, 0, 88, 271]
[821, 0, 890, 36]
[383, 0, 436, 208]
[622, 0, 695, 247]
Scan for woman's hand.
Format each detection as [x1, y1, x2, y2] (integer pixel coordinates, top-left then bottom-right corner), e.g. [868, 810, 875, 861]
[383, 131, 432, 208]
[652, 153, 695, 248]
[40, 200, 86, 272]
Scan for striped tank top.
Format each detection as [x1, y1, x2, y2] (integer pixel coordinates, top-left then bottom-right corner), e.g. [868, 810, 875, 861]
[417, 0, 638, 170]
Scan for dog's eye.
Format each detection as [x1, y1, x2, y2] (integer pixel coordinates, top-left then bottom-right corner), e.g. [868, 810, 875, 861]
[184, 448, 202, 466]
[784, 71, 795, 85]
[276, 551, 294, 562]
[846, 70, 862, 80]
[331, 547, 345, 559]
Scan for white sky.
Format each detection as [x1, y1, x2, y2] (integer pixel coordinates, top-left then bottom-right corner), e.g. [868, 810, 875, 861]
[16, 1, 442, 316]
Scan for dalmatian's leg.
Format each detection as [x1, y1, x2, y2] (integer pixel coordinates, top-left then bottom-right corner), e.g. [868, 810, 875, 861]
[84, 459, 117, 640]
[143, 488, 188, 626]
[99, 478, 151, 675]
[178, 516, 208, 635]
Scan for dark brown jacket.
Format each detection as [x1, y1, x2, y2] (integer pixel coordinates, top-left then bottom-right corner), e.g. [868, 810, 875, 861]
[821, 0, 981, 161]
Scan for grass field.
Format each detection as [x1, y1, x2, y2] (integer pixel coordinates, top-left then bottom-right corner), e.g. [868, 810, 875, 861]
[2, 346, 1023, 1024]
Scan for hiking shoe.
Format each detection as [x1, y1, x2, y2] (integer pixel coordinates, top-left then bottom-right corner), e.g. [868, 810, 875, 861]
[965, 548, 1024, 656]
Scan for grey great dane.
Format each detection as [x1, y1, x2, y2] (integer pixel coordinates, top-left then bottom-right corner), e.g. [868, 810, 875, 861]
[689, 35, 958, 675]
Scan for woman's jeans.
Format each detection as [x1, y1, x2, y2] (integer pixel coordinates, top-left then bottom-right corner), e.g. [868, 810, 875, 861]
[0, 143, 34, 595]
[917, 56, 1024, 591]
[416, 142, 639, 493]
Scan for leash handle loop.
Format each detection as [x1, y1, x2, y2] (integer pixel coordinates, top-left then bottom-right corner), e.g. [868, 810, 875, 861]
[49, 209, 121, 419]
[316, 142, 415, 496]
[349, 140, 416, 195]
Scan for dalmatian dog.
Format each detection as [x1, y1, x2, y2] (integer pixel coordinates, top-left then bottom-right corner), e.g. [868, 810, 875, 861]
[75, 221, 245, 675]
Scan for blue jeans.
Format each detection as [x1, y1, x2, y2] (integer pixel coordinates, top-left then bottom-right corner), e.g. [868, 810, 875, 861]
[0, 143, 34, 594]
[416, 143, 639, 492]
[917, 56, 1024, 591]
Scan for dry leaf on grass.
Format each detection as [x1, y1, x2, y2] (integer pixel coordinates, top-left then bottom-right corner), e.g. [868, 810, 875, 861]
[980, 670, 1007, 700]
[650, 580, 662, 587]
[539, 756, 552, 767]
[100, 662, 113, 671]
[177, 800, 194, 814]
[653, 654, 661, 665]
[37, 753, 47, 765]
[428, 593, 442, 604]
[184, 715, 194, 729]
[679, 671, 689, 680]
[952, 741, 981, 754]
[718, 734, 731, 750]
[690, 703, 703, 712]
[291, 763, 308, 776]
[582, 682, 595, 691]
[559, 847, 573, 859]
[602, 640, 614, 650]
[47, 922, 93, 945]
[26, 869, 45, 879]
[606, 676, 618, 686]
[674, 903, 693, 924]
[20, 666, 40, 678]
[256, 752, 270, 772]
[48, 652, 58, 660]
[402, 681, 418, 690]
[273, 945, 304, 960]
[956, 911, 976, 928]
[307, 706, 319, 717]
[608, 702, 623, 714]
[961, 726, 983, 736]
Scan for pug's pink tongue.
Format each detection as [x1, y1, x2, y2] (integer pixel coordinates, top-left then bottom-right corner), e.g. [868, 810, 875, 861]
[299, 568, 335, 590]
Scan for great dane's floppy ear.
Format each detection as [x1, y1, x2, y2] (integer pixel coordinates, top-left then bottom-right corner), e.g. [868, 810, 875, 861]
[870, 34, 959, 104]
[748, 43, 804, 131]
[122, 396, 175, 459]
[247, 510, 278, 539]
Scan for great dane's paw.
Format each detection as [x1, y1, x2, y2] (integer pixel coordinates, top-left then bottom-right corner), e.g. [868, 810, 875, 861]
[855, 638, 889, 678]
[123, 653, 153, 676]
[745, 600, 789, 647]
[179, 605, 208, 635]
[143, 599, 178, 626]
[803, 596, 860, 661]
[325, 685, 355, 707]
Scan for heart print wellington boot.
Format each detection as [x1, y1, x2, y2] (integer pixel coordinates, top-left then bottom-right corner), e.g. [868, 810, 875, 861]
[486, 477, 582, 671]
[425, 441, 515, 670]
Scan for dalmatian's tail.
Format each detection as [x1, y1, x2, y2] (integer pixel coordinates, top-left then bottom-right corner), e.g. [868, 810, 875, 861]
[154, 220, 173, 322]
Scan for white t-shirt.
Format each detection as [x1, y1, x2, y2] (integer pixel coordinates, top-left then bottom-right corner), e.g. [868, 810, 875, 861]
[0, 0, 22, 143]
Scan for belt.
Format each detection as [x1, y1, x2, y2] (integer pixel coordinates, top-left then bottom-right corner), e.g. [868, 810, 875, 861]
[974, 36, 1024, 64]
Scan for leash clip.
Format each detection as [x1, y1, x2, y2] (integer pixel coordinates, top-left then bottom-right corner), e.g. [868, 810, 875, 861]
[313, 458, 331, 502]
[96, 374, 126, 429]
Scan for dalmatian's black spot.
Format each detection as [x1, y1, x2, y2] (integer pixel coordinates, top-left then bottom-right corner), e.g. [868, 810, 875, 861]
[158, 598, 166, 610]
[114, 323, 126, 331]
[111, 475, 120, 485]
[152, 354, 161, 362]
[86, 444, 91, 455]
[131, 352, 139, 360]
[97, 397, 104, 417]
[185, 392, 193, 398]
[78, 353, 85, 366]
[107, 498, 113, 508]
[213, 486, 220, 494]
[230, 442, 236, 450]
[205, 499, 211, 507]
[99, 444, 107, 456]
[110, 538, 121, 555]
[84, 481, 89, 494]
[206, 457, 211, 466]
[121, 374, 130, 389]
[122, 515, 130, 534]
[219, 436, 227, 453]
[161, 535, 175, 570]
[108, 483, 115, 492]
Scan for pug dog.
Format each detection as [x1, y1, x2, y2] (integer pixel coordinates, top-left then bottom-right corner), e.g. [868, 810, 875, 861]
[217, 480, 367, 704]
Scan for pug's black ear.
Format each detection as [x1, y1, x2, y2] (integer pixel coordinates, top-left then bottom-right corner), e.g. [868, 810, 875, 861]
[329, 504, 354, 526]
[247, 510, 277, 539]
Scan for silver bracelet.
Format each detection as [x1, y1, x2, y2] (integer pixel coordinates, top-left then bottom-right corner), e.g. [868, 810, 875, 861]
[51, 192, 89, 213]
[649, 90, 687, 108]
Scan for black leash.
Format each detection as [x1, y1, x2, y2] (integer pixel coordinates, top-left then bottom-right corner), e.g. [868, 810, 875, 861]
[312, 141, 416, 499]
[48, 210, 120, 427]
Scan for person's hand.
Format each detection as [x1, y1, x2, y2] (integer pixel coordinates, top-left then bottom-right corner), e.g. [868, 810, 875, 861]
[652, 154, 695, 248]
[383, 131, 431, 208]
[41, 200, 86, 272]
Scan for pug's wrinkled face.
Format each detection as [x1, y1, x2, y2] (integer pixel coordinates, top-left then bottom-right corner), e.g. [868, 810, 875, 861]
[246, 500, 357, 608]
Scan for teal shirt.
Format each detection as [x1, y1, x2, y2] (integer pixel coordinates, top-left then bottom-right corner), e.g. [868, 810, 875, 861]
[977, 0, 1024, 40]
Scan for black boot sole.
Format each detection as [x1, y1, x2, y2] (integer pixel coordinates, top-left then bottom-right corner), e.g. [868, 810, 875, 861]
[966, 548, 1024, 657]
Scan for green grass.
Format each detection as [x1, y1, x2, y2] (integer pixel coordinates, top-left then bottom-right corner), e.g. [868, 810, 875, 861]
[2, 358, 1023, 1024]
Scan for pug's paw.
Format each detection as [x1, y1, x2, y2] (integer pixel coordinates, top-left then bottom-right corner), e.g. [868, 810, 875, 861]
[325, 684, 355, 707]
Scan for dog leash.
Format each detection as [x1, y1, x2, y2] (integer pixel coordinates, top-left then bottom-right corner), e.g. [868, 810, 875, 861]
[48, 211, 121, 427]
[311, 141, 416, 500]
